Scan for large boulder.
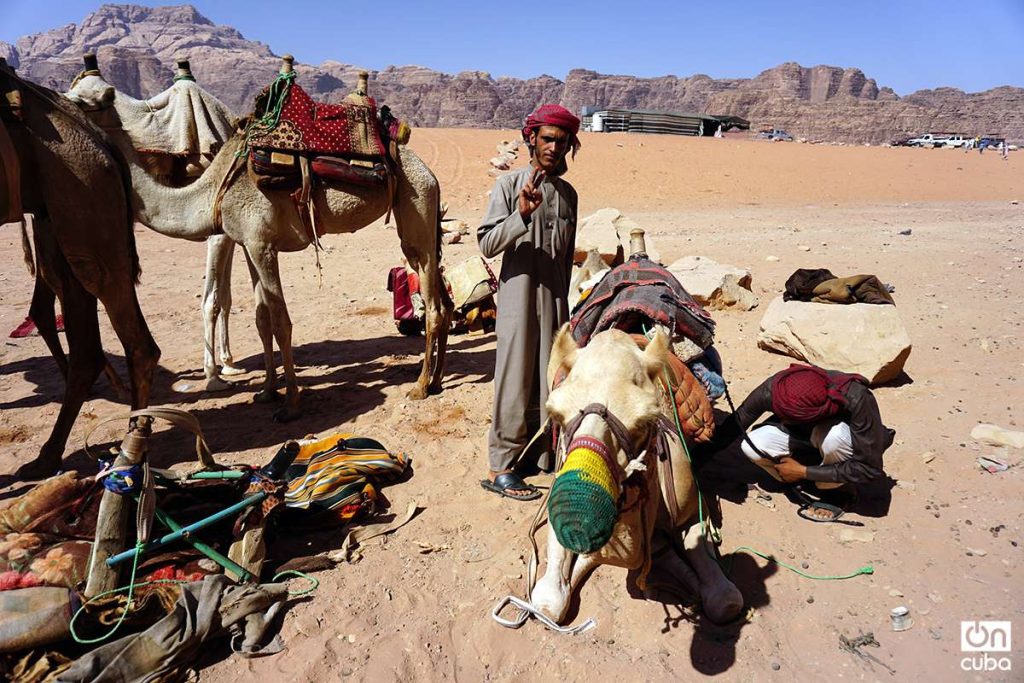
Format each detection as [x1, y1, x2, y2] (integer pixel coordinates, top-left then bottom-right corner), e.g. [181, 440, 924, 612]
[757, 296, 911, 384]
[575, 208, 661, 265]
[667, 255, 758, 310]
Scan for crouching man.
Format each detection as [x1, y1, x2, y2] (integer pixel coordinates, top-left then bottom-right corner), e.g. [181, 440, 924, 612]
[717, 364, 894, 510]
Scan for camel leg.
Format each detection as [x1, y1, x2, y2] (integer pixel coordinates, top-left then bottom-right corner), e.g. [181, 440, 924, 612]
[214, 237, 244, 375]
[15, 270, 106, 479]
[531, 527, 577, 623]
[202, 234, 239, 391]
[680, 524, 744, 624]
[244, 248, 279, 404]
[246, 248, 299, 420]
[98, 275, 160, 414]
[29, 273, 68, 378]
[30, 226, 129, 401]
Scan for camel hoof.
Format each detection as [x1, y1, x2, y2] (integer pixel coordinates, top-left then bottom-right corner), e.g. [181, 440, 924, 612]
[253, 389, 282, 404]
[205, 376, 234, 392]
[220, 363, 246, 377]
[15, 456, 62, 481]
[529, 584, 570, 625]
[406, 384, 429, 401]
[702, 584, 745, 625]
[272, 406, 302, 423]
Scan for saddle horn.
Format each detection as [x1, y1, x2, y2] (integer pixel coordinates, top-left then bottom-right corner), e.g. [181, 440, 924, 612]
[174, 57, 195, 82]
[628, 228, 648, 258]
[279, 54, 295, 75]
[82, 53, 101, 74]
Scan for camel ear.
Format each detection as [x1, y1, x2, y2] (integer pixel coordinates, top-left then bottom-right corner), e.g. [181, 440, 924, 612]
[547, 323, 578, 388]
[642, 329, 671, 383]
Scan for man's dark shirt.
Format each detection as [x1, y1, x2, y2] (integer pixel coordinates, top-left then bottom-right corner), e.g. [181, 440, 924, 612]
[725, 374, 892, 484]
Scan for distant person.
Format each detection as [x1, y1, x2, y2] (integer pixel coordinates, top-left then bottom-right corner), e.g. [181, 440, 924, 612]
[964, 136, 976, 153]
[714, 364, 895, 517]
[714, 123, 724, 139]
[1001, 140, 1009, 160]
[478, 104, 581, 501]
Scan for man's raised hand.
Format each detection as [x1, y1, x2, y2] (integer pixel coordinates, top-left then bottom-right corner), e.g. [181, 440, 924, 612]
[518, 166, 545, 219]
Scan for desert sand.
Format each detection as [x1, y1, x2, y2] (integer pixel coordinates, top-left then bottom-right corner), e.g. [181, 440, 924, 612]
[1, 130, 1022, 681]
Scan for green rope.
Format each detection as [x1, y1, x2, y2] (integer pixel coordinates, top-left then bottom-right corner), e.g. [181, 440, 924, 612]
[71, 540, 147, 644]
[727, 546, 874, 581]
[272, 570, 320, 596]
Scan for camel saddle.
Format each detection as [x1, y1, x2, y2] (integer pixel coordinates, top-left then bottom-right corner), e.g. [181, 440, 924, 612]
[570, 255, 716, 349]
[0, 59, 23, 225]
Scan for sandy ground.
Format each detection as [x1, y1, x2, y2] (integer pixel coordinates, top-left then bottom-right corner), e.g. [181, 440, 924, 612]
[1, 131, 1023, 681]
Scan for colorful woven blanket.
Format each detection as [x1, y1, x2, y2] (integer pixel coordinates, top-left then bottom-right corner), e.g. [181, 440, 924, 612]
[246, 76, 386, 159]
[283, 434, 409, 520]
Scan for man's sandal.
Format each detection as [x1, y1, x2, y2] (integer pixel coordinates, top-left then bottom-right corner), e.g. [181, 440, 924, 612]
[481, 471, 542, 501]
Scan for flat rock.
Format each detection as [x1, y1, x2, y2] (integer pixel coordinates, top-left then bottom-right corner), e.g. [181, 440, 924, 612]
[838, 528, 875, 544]
[971, 423, 1024, 448]
[667, 255, 758, 310]
[575, 208, 661, 264]
[757, 296, 912, 384]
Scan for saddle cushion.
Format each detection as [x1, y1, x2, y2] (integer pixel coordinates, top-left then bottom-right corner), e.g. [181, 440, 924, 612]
[247, 82, 386, 159]
[630, 335, 715, 443]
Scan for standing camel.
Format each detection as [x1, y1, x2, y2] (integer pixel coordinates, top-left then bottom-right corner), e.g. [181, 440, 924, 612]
[0, 58, 160, 478]
[67, 72, 452, 421]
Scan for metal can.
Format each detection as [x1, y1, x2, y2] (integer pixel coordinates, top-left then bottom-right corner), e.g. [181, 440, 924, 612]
[890, 605, 913, 632]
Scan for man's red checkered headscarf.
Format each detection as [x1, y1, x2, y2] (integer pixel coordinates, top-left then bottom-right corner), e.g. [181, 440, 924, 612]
[522, 104, 581, 157]
[770, 364, 868, 424]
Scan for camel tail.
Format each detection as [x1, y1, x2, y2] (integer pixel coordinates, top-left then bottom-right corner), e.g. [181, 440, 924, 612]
[19, 218, 35, 277]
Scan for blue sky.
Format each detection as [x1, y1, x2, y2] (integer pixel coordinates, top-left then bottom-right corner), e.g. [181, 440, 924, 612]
[4, 0, 1022, 95]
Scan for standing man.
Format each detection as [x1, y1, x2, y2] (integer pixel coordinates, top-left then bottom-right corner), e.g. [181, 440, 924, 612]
[478, 104, 581, 500]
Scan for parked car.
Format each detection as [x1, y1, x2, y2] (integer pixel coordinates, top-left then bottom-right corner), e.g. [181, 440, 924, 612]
[890, 136, 915, 147]
[758, 128, 794, 142]
[978, 136, 1005, 151]
[936, 135, 970, 148]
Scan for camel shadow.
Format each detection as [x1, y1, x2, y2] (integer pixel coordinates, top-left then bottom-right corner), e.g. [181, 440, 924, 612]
[0, 352, 156, 410]
[621, 546, 775, 676]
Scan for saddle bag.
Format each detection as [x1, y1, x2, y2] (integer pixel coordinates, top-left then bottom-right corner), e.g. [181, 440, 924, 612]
[311, 156, 387, 187]
[386, 266, 423, 336]
[445, 256, 497, 311]
[250, 148, 299, 176]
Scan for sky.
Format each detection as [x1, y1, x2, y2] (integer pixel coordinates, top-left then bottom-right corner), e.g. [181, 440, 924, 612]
[3, 0, 1023, 95]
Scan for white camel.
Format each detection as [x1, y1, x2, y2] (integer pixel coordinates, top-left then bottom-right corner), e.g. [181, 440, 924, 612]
[67, 73, 452, 420]
[533, 326, 744, 625]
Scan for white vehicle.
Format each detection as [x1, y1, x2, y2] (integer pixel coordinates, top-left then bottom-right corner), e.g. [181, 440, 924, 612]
[937, 135, 970, 148]
[908, 133, 951, 147]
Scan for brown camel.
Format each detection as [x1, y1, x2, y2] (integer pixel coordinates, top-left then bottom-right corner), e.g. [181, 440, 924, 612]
[68, 68, 452, 420]
[0, 58, 160, 478]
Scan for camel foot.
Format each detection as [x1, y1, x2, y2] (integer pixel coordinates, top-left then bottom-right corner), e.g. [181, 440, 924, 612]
[702, 582, 745, 625]
[220, 363, 246, 377]
[15, 455, 62, 481]
[205, 376, 235, 392]
[406, 383, 429, 401]
[272, 405, 302, 423]
[253, 388, 282, 404]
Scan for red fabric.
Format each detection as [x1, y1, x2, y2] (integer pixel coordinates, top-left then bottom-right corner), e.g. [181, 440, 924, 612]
[521, 104, 581, 147]
[251, 83, 386, 158]
[771, 364, 867, 423]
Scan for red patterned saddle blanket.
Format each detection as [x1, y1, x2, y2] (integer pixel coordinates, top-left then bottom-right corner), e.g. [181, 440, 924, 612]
[246, 80, 386, 159]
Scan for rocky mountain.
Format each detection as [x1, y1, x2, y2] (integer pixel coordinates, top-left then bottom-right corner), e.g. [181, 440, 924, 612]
[4, 4, 1021, 143]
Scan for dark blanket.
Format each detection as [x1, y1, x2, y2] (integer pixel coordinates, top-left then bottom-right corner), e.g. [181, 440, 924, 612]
[247, 81, 386, 159]
[784, 268, 837, 301]
[784, 268, 894, 305]
[570, 256, 715, 348]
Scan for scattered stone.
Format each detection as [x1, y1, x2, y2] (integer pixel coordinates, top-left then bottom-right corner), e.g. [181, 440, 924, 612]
[765, 255, 781, 262]
[806, 596, 814, 604]
[921, 451, 936, 464]
[965, 547, 987, 557]
[898, 228, 912, 236]
[666, 255, 759, 310]
[838, 528, 875, 544]
[888, 588, 904, 598]
[575, 208, 661, 263]
[927, 591, 942, 603]
[971, 423, 1024, 449]
[442, 232, 462, 245]
[797, 245, 811, 252]
[801, 561, 810, 569]
[757, 296, 913, 384]
[771, 661, 781, 671]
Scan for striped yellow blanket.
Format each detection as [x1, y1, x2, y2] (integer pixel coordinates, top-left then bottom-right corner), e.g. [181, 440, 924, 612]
[284, 434, 410, 521]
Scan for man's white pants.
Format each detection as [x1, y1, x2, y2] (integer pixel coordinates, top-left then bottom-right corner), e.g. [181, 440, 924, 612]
[739, 419, 853, 489]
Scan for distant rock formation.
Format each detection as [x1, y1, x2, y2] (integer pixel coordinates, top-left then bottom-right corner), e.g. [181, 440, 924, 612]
[4, 4, 1021, 143]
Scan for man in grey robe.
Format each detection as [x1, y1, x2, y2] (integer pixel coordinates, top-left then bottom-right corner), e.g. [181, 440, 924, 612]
[479, 104, 581, 500]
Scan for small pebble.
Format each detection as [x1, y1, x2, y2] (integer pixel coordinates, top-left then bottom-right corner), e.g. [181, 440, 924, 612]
[806, 596, 814, 604]
[771, 661, 781, 671]
[801, 561, 810, 569]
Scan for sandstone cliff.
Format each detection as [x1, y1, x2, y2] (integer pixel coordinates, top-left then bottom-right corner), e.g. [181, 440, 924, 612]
[4, 4, 1021, 143]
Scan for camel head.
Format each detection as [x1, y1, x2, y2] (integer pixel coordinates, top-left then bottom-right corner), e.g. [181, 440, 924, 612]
[545, 325, 671, 554]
